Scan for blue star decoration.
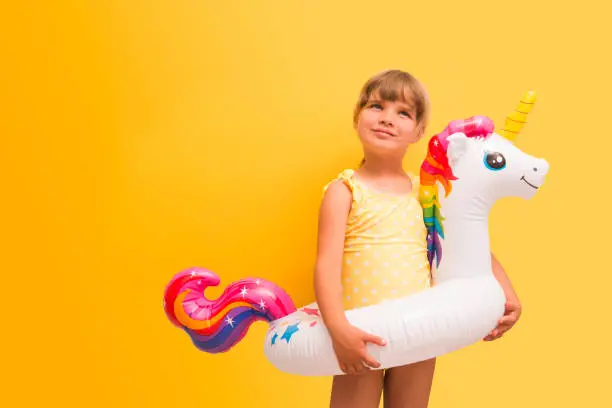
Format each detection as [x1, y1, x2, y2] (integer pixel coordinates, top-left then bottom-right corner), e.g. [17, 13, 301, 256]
[280, 322, 300, 343]
[271, 332, 278, 345]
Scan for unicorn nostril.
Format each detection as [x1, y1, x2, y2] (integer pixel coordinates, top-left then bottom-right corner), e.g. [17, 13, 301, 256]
[533, 167, 538, 172]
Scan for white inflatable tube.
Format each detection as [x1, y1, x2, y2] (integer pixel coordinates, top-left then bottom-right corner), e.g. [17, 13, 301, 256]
[263, 276, 505, 376]
[164, 96, 549, 377]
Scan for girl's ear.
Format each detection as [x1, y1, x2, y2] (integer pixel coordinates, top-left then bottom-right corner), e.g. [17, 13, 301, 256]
[415, 123, 426, 141]
[417, 124, 425, 139]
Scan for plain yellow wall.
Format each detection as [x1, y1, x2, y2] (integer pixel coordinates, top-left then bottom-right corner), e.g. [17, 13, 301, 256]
[2, 1, 610, 407]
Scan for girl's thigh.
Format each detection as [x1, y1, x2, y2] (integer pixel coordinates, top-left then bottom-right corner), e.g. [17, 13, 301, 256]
[330, 369, 385, 408]
[383, 358, 436, 408]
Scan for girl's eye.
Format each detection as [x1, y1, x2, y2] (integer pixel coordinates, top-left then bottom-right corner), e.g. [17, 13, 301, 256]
[399, 111, 411, 118]
[369, 103, 382, 109]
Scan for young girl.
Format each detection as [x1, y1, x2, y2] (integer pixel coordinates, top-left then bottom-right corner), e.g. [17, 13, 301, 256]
[313, 70, 522, 408]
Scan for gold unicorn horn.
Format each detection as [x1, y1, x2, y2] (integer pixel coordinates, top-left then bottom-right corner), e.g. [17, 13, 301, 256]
[499, 90, 537, 141]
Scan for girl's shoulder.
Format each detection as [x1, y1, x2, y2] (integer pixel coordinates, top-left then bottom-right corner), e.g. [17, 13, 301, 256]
[323, 168, 419, 201]
[408, 171, 420, 192]
[323, 168, 356, 189]
[322, 169, 364, 206]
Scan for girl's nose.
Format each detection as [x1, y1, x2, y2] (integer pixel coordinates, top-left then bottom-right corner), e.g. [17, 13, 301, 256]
[379, 113, 394, 126]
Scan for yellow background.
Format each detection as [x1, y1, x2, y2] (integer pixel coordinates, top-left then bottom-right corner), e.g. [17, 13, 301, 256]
[2, 1, 609, 407]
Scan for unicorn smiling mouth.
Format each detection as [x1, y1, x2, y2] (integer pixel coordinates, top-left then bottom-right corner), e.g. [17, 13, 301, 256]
[520, 176, 539, 189]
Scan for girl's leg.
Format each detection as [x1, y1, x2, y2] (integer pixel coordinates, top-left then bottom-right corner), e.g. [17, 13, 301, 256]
[330, 369, 384, 408]
[383, 358, 436, 408]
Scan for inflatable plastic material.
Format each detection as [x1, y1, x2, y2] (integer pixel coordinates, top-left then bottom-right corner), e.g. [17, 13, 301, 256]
[163, 91, 549, 376]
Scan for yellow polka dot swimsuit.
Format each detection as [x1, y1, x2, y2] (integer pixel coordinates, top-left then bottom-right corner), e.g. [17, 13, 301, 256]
[325, 169, 432, 310]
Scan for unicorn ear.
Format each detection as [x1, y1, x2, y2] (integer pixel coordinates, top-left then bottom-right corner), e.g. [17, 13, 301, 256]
[447, 132, 469, 164]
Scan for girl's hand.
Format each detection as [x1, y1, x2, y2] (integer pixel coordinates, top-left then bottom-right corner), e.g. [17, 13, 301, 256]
[330, 324, 386, 375]
[484, 299, 522, 341]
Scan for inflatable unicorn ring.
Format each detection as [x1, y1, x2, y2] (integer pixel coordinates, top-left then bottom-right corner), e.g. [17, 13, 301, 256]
[163, 91, 549, 376]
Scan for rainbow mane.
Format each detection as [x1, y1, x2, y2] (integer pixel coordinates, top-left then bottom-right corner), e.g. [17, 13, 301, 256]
[164, 267, 297, 353]
[419, 116, 495, 269]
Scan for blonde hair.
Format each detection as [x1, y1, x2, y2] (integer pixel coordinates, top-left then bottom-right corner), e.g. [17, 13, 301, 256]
[354, 70, 430, 166]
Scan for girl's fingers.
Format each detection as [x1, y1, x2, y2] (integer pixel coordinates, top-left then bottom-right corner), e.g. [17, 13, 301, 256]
[499, 314, 518, 325]
[350, 363, 364, 375]
[493, 327, 507, 338]
[361, 351, 380, 369]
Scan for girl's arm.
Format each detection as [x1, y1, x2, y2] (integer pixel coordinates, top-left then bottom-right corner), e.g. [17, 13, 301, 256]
[491, 252, 520, 304]
[313, 180, 352, 334]
[314, 180, 386, 374]
[485, 252, 523, 341]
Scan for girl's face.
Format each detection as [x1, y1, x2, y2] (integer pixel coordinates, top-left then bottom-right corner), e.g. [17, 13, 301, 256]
[355, 92, 421, 157]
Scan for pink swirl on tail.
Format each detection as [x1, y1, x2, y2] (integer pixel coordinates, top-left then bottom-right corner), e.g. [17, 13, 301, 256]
[164, 267, 297, 353]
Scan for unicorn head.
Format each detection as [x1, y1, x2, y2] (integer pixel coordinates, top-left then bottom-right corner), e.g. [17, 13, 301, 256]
[444, 120, 549, 202]
[420, 92, 549, 270]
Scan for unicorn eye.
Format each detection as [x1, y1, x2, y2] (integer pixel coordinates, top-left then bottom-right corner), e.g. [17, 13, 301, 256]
[484, 151, 506, 170]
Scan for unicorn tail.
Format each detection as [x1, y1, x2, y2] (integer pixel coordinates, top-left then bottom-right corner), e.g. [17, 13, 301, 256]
[163, 267, 297, 353]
